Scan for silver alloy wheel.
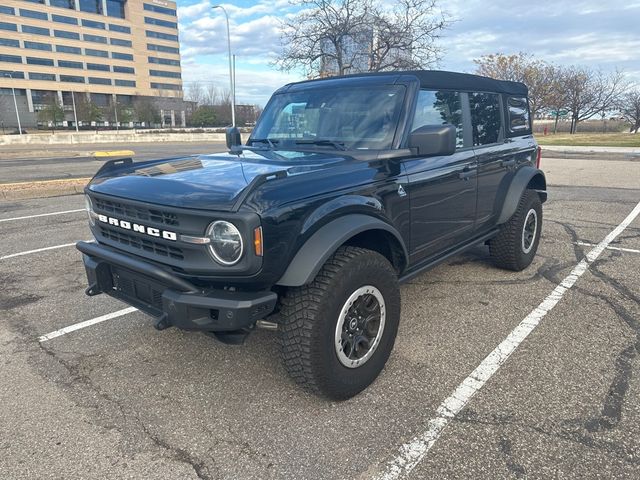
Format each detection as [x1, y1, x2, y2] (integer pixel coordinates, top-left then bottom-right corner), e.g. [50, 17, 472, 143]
[521, 208, 538, 254]
[335, 285, 386, 368]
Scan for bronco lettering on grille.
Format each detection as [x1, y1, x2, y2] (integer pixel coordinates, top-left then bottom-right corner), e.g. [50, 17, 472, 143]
[97, 214, 177, 241]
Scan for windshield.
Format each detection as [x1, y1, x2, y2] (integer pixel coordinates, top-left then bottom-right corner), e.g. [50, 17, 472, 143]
[251, 85, 406, 150]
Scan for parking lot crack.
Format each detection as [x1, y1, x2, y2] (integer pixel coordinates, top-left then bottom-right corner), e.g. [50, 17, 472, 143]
[135, 417, 217, 480]
[498, 437, 526, 478]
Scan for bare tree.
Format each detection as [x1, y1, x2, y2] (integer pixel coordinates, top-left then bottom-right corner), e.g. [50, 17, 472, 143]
[619, 88, 640, 133]
[185, 81, 205, 106]
[563, 67, 627, 133]
[474, 53, 559, 119]
[276, 0, 449, 78]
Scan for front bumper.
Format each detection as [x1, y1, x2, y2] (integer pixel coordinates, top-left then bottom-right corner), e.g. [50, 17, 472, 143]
[77, 241, 277, 332]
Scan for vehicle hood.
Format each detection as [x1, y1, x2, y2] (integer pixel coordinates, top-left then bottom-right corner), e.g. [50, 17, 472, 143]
[87, 150, 348, 211]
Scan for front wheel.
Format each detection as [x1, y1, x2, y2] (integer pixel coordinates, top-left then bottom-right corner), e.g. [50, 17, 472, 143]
[489, 189, 543, 271]
[278, 246, 401, 400]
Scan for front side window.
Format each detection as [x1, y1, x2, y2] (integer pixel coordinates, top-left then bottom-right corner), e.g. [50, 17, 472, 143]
[411, 90, 464, 148]
[470, 92, 502, 146]
[253, 85, 406, 150]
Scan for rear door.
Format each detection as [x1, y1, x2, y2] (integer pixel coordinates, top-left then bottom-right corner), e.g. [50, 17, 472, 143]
[403, 90, 477, 264]
[471, 92, 534, 231]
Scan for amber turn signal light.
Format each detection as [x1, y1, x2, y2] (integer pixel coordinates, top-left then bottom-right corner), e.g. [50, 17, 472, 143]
[254, 226, 263, 256]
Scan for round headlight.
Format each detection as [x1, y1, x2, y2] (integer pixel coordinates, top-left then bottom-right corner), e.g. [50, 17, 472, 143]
[84, 194, 95, 226]
[206, 221, 243, 265]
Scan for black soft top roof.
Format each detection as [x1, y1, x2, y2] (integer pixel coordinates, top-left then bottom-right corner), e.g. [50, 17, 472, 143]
[282, 70, 528, 96]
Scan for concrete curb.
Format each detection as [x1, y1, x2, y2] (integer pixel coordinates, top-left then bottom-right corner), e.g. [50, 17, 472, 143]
[0, 178, 89, 200]
[541, 147, 640, 161]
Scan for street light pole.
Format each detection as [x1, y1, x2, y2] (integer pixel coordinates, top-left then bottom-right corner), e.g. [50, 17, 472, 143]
[212, 5, 235, 127]
[3, 72, 22, 135]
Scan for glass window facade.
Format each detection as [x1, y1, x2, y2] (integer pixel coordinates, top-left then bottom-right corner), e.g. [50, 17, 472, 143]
[85, 48, 109, 58]
[0, 54, 22, 63]
[89, 77, 112, 85]
[106, 0, 126, 19]
[113, 65, 134, 74]
[109, 24, 131, 34]
[115, 79, 136, 87]
[50, 0, 76, 9]
[151, 82, 181, 91]
[24, 41, 53, 51]
[60, 75, 85, 83]
[87, 63, 110, 71]
[0, 38, 20, 48]
[22, 25, 50, 36]
[56, 45, 82, 55]
[0, 22, 19, 32]
[148, 56, 180, 66]
[150, 70, 181, 79]
[0, 70, 25, 79]
[0, 6, 15, 15]
[112, 52, 133, 61]
[84, 34, 108, 44]
[146, 30, 178, 42]
[144, 17, 177, 29]
[54, 30, 80, 40]
[58, 60, 83, 69]
[144, 3, 176, 16]
[27, 57, 55, 66]
[147, 43, 179, 54]
[82, 19, 106, 30]
[19, 9, 49, 20]
[110, 38, 132, 47]
[52, 14, 77, 25]
[29, 72, 56, 81]
[78, 0, 102, 15]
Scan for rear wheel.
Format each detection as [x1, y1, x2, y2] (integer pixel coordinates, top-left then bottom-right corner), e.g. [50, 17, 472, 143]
[490, 189, 542, 271]
[278, 246, 401, 400]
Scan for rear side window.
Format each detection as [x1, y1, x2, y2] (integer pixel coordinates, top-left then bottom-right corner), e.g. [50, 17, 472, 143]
[470, 92, 502, 146]
[412, 90, 464, 148]
[507, 96, 531, 133]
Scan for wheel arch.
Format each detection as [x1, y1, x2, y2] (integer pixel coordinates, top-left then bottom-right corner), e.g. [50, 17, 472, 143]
[497, 167, 547, 225]
[276, 214, 409, 287]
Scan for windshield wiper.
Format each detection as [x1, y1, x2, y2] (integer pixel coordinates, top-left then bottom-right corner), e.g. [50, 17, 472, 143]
[294, 139, 347, 151]
[250, 138, 279, 148]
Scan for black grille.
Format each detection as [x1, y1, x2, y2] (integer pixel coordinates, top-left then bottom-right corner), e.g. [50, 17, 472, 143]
[94, 197, 179, 227]
[100, 226, 184, 260]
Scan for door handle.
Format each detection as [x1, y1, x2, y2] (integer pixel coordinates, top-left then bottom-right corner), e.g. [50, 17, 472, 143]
[458, 164, 476, 180]
[502, 158, 517, 167]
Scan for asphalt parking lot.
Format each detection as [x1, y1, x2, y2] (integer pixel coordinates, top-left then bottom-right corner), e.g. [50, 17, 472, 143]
[1, 157, 639, 479]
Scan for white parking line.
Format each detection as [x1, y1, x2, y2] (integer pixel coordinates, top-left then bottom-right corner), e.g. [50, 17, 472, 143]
[38, 307, 138, 342]
[0, 209, 85, 223]
[1, 242, 78, 260]
[575, 241, 640, 254]
[376, 200, 640, 480]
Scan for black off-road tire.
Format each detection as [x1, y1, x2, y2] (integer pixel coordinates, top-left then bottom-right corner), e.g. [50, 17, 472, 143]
[278, 246, 401, 400]
[489, 189, 543, 271]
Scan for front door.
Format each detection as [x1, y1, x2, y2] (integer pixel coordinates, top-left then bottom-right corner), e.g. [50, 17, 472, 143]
[403, 90, 477, 264]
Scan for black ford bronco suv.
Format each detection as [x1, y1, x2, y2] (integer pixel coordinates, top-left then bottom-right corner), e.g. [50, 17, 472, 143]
[78, 70, 546, 399]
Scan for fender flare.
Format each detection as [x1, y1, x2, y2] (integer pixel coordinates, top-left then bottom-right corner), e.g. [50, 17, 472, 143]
[497, 167, 547, 224]
[276, 214, 408, 287]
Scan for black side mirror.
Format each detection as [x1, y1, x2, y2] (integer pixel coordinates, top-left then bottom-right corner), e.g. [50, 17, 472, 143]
[409, 124, 457, 157]
[225, 126, 242, 149]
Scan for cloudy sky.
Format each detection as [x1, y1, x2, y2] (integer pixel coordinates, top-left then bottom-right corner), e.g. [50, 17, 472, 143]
[176, 0, 640, 105]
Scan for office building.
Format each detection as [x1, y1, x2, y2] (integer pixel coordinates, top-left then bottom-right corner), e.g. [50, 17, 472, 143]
[0, 0, 188, 129]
